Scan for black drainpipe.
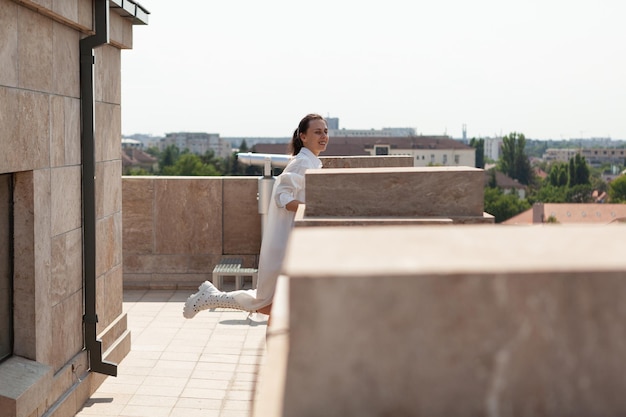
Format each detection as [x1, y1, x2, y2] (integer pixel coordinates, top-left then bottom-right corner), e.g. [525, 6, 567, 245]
[80, 0, 117, 377]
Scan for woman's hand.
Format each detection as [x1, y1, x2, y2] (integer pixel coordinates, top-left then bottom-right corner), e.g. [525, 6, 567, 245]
[285, 200, 303, 212]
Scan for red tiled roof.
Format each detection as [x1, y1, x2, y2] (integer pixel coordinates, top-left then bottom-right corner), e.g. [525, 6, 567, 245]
[121, 149, 157, 168]
[484, 169, 526, 189]
[534, 167, 548, 179]
[253, 136, 471, 157]
[503, 203, 626, 225]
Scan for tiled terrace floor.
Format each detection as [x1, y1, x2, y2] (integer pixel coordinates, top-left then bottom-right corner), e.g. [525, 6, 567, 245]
[76, 288, 267, 417]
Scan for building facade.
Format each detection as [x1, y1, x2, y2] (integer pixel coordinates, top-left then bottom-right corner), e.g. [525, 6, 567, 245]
[358, 136, 475, 167]
[160, 132, 232, 159]
[484, 137, 503, 161]
[0, 1, 147, 416]
[543, 148, 626, 167]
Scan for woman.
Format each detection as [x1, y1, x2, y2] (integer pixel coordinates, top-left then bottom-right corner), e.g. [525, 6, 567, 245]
[183, 113, 329, 318]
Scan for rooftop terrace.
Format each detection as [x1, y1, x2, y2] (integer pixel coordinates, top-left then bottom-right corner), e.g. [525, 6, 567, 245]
[77, 287, 266, 417]
[79, 158, 626, 416]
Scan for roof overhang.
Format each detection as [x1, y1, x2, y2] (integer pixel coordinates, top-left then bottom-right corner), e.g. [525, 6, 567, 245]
[109, 0, 149, 25]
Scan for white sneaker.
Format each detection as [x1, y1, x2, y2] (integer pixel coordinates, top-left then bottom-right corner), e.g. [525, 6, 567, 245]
[183, 281, 220, 319]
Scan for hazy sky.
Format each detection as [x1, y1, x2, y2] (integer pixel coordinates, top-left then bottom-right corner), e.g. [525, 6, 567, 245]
[121, 0, 626, 140]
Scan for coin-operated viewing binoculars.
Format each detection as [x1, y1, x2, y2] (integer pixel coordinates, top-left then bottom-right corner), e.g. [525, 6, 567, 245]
[237, 152, 291, 237]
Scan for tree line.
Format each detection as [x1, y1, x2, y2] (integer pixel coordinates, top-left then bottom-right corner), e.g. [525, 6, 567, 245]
[128, 136, 626, 224]
[125, 141, 262, 177]
[470, 132, 626, 223]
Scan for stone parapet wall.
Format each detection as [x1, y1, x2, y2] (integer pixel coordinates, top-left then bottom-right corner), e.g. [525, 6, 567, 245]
[255, 224, 626, 417]
[122, 176, 263, 290]
[298, 166, 494, 226]
[121, 156, 417, 289]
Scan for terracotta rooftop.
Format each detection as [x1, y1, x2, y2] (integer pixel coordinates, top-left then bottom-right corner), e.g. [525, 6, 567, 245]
[253, 136, 471, 156]
[504, 203, 626, 225]
[484, 169, 526, 189]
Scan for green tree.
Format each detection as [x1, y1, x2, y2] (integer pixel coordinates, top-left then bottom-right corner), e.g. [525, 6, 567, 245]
[145, 146, 160, 157]
[565, 184, 593, 203]
[126, 167, 150, 176]
[548, 162, 568, 187]
[484, 187, 531, 223]
[528, 184, 568, 204]
[162, 154, 220, 176]
[487, 169, 497, 188]
[572, 154, 590, 186]
[498, 132, 532, 185]
[609, 175, 626, 203]
[469, 137, 485, 168]
[239, 139, 249, 153]
[159, 144, 180, 173]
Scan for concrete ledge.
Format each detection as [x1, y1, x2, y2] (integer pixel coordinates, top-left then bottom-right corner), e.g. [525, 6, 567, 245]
[256, 225, 626, 416]
[294, 205, 454, 226]
[320, 155, 413, 168]
[98, 313, 128, 353]
[0, 356, 52, 417]
[304, 166, 485, 218]
[295, 207, 496, 226]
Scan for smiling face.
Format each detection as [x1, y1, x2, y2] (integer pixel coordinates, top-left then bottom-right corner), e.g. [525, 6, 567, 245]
[300, 119, 329, 156]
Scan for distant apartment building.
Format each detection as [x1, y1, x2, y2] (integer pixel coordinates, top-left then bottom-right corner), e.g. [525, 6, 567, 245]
[326, 117, 340, 130]
[484, 137, 503, 161]
[324, 116, 416, 137]
[125, 133, 162, 149]
[330, 127, 417, 137]
[160, 132, 232, 159]
[543, 148, 626, 167]
[363, 136, 475, 167]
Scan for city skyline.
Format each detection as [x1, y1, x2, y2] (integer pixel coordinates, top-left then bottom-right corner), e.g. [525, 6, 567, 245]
[121, 0, 626, 141]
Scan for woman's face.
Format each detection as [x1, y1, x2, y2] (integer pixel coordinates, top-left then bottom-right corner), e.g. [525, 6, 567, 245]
[301, 119, 329, 156]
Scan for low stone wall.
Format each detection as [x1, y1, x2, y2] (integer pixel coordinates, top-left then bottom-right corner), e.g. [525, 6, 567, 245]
[121, 156, 420, 289]
[122, 176, 262, 289]
[298, 166, 494, 226]
[255, 224, 626, 417]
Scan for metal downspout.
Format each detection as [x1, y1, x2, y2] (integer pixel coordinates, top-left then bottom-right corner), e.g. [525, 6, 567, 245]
[80, 0, 116, 377]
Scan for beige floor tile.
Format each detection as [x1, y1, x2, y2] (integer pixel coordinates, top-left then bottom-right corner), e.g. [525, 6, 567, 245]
[78, 290, 267, 417]
[134, 383, 184, 397]
[199, 353, 240, 364]
[127, 394, 178, 407]
[168, 407, 220, 417]
[94, 382, 141, 396]
[141, 375, 189, 388]
[149, 366, 194, 378]
[174, 397, 222, 409]
[222, 399, 252, 410]
[180, 387, 227, 400]
[193, 361, 237, 373]
[76, 395, 130, 415]
[119, 366, 153, 376]
[118, 404, 172, 417]
[186, 378, 230, 390]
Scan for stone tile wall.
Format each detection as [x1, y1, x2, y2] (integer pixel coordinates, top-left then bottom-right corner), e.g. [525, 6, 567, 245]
[256, 225, 626, 417]
[0, 1, 138, 416]
[122, 177, 262, 289]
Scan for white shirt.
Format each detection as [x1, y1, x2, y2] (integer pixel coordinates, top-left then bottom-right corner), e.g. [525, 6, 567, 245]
[234, 147, 322, 310]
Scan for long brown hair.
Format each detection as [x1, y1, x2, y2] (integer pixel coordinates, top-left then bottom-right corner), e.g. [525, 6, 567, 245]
[289, 113, 326, 155]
